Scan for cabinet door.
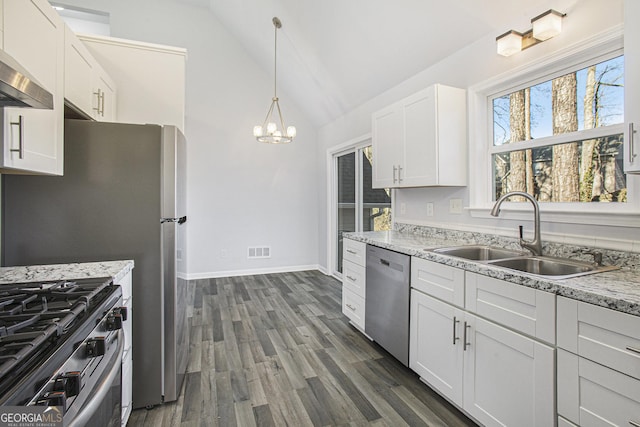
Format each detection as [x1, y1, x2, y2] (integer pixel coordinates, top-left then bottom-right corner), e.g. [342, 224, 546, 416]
[558, 349, 640, 426]
[64, 25, 95, 116]
[93, 68, 117, 122]
[463, 314, 555, 427]
[409, 290, 464, 406]
[372, 104, 402, 188]
[625, 0, 640, 173]
[402, 86, 437, 186]
[2, 0, 63, 175]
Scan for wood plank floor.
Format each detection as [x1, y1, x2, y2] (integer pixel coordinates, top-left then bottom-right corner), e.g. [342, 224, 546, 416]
[127, 270, 477, 427]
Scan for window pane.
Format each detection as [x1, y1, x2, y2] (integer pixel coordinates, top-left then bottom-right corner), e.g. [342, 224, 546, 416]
[493, 134, 626, 202]
[362, 146, 391, 231]
[337, 152, 355, 273]
[493, 56, 624, 146]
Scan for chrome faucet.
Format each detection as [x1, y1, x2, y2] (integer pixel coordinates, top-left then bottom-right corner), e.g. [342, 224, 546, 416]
[490, 191, 542, 256]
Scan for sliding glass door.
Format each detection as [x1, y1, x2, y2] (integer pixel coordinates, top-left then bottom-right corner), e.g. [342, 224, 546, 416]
[335, 144, 391, 274]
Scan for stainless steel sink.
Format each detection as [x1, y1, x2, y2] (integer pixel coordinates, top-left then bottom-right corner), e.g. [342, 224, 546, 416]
[431, 245, 527, 261]
[488, 256, 619, 279]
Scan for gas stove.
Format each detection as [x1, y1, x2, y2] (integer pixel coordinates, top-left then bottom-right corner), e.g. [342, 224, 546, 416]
[0, 277, 125, 426]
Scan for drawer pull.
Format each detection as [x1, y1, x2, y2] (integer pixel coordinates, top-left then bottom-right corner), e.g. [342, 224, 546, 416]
[346, 249, 357, 255]
[346, 275, 357, 282]
[452, 316, 460, 345]
[346, 303, 356, 311]
[627, 346, 640, 355]
[629, 421, 640, 427]
[463, 322, 471, 351]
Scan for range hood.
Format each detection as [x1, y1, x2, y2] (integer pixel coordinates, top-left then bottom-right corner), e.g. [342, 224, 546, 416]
[0, 49, 53, 109]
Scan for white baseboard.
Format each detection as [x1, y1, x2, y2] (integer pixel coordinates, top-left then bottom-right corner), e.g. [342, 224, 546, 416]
[185, 264, 324, 280]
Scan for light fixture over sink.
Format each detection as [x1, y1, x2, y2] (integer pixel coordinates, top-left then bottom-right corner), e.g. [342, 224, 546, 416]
[496, 9, 566, 57]
[253, 17, 296, 144]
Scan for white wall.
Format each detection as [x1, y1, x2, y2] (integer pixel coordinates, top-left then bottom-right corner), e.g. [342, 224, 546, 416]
[318, 0, 638, 271]
[59, 0, 320, 278]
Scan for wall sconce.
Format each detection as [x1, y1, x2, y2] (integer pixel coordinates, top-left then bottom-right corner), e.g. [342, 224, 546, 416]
[496, 9, 565, 57]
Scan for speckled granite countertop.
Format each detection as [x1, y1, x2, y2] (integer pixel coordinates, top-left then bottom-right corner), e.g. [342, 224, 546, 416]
[0, 260, 134, 285]
[345, 230, 640, 317]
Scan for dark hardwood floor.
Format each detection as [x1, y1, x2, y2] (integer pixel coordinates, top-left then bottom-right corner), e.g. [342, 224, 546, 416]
[127, 270, 477, 426]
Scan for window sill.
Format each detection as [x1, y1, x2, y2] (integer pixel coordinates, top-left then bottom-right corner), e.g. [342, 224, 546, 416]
[468, 204, 640, 227]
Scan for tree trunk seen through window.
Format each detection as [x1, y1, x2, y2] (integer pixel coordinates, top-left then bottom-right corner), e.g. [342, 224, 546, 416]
[507, 89, 533, 201]
[551, 73, 579, 202]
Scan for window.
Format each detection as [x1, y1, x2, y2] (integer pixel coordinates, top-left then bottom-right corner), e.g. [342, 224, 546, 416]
[333, 143, 391, 274]
[490, 55, 625, 203]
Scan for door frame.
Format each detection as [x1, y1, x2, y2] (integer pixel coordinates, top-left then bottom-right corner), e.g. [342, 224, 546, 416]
[326, 133, 395, 278]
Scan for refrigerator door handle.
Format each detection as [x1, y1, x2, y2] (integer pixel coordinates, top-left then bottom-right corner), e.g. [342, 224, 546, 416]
[161, 216, 187, 224]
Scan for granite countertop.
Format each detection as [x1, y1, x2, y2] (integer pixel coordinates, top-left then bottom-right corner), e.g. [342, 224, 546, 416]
[0, 260, 134, 285]
[345, 230, 640, 317]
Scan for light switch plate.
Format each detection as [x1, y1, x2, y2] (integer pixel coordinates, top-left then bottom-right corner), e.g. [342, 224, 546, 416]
[449, 198, 463, 214]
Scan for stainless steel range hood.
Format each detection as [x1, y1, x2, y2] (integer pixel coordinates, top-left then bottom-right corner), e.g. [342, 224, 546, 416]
[0, 49, 53, 109]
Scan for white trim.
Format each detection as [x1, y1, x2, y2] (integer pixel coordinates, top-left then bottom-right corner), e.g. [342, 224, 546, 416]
[468, 25, 638, 224]
[325, 133, 372, 277]
[185, 264, 323, 280]
[77, 33, 188, 56]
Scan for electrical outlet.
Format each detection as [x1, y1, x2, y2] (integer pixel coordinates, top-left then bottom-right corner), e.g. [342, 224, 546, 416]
[220, 249, 228, 259]
[426, 202, 434, 217]
[400, 203, 406, 215]
[449, 198, 463, 214]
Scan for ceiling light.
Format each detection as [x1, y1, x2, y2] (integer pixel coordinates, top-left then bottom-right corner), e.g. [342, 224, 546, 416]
[496, 9, 565, 57]
[496, 30, 523, 57]
[253, 17, 296, 144]
[531, 10, 564, 41]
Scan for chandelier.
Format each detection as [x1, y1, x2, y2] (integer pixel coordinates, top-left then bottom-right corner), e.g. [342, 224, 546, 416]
[253, 17, 296, 144]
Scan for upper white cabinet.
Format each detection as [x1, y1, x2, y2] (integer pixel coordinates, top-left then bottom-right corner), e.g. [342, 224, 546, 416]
[64, 25, 117, 122]
[624, 0, 640, 173]
[78, 34, 186, 131]
[1, 0, 64, 175]
[372, 84, 467, 188]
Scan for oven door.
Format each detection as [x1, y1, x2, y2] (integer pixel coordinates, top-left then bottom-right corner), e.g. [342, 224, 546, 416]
[67, 329, 123, 427]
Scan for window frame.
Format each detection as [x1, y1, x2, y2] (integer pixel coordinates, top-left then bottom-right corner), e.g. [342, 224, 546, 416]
[468, 26, 640, 227]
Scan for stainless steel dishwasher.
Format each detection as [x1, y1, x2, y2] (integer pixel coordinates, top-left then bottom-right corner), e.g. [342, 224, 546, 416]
[365, 245, 411, 366]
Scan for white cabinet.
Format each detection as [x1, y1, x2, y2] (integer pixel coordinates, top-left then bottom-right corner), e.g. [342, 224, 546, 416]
[1, 0, 64, 175]
[116, 270, 133, 426]
[557, 296, 640, 426]
[372, 84, 467, 188]
[342, 239, 366, 331]
[64, 26, 117, 121]
[78, 34, 186, 131]
[410, 290, 464, 405]
[624, 0, 640, 173]
[409, 261, 555, 427]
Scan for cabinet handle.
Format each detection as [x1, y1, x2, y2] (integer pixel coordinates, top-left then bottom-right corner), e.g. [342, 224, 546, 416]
[93, 89, 102, 114]
[393, 165, 398, 183]
[346, 275, 357, 282]
[463, 321, 471, 351]
[346, 303, 356, 311]
[627, 346, 640, 355]
[629, 421, 640, 427]
[9, 115, 24, 159]
[630, 123, 637, 161]
[346, 249, 357, 255]
[100, 91, 105, 116]
[452, 316, 460, 345]
[398, 165, 403, 183]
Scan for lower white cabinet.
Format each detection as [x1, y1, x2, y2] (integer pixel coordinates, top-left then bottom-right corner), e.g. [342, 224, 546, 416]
[342, 239, 366, 331]
[410, 290, 464, 405]
[558, 349, 640, 426]
[410, 289, 555, 427]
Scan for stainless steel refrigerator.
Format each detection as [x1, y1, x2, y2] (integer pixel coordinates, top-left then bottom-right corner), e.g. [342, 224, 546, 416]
[1, 119, 189, 409]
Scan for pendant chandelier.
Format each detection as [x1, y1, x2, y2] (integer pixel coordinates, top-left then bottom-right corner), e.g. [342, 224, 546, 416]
[253, 17, 296, 144]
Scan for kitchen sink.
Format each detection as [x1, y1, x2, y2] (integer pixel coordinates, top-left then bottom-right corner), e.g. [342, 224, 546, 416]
[488, 256, 619, 279]
[431, 245, 528, 261]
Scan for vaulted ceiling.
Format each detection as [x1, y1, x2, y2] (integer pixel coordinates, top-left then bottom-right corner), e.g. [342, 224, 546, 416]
[179, 0, 578, 127]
